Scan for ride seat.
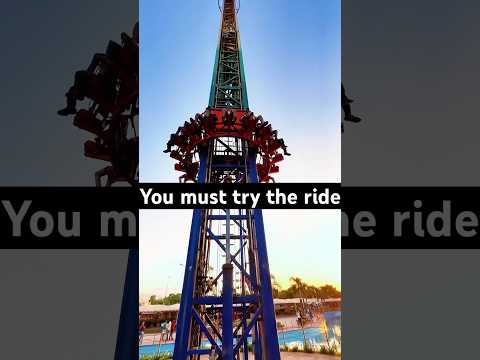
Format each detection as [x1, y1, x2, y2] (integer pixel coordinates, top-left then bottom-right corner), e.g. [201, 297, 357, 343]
[174, 163, 187, 172]
[170, 150, 183, 161]
[84, 140, 112, 162]
[270, 165, 280, 174]
[73, 110, 103, 135]
[271, 153, 284, 164]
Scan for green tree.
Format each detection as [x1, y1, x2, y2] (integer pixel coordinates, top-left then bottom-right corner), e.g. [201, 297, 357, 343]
[271, 275, 341, 300]
[162, 293, 181, 305]
[149, 295, 158, 304]
[289, 277, 306, 300]
[317, 284, 341, 299]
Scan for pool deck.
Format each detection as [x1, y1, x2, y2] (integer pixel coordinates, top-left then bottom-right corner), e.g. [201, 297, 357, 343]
[141, 317, 339, 359]
[199, 354, 339, 359]
[141, 317, 321, 346]
[279, 354, 339, 359]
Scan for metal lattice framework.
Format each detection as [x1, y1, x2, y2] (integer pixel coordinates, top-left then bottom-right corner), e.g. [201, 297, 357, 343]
[171, 1, 283, 359]
[209, 0, 248, 110]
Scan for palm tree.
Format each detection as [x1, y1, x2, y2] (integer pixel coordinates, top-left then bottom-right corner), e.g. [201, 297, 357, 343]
[271, 274, 281, 298]
[290, 277, 308, 350]
[289, 277, 306, 300]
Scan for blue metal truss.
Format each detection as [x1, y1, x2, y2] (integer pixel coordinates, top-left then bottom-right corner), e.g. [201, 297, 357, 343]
[173, 145, 281, 359]
[115, 249, 139, 360]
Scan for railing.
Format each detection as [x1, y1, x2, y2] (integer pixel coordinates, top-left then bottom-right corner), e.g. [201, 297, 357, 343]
[140, 332, 174, 346]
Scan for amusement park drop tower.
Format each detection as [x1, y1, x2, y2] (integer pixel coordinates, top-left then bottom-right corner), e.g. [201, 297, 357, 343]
[170, 1, 288, 358]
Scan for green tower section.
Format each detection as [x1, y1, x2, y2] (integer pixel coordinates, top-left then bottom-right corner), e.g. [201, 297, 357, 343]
[208, 0, 249, 110]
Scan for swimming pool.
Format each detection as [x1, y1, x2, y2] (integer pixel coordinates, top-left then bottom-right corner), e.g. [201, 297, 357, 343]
[139, 327, 329, 356]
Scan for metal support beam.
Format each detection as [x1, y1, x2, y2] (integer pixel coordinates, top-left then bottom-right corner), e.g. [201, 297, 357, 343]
[173, 148, 208, 359]
[247, 150, 281, 359]
[222, 263, 234, 360]
[114, 249, 138, 360]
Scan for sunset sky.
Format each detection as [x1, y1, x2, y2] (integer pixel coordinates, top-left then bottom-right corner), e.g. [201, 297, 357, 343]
[140, 209, 340, 296]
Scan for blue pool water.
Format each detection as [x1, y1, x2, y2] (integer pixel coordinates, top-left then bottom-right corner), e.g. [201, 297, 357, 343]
[278, 327, 326, 347]
[139, 327, 326, 356]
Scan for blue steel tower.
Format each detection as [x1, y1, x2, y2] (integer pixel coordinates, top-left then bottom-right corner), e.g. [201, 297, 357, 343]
[168, 1, 287, 358]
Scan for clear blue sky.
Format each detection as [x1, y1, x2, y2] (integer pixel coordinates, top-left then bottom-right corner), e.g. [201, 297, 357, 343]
[140, 0, 341, 296]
